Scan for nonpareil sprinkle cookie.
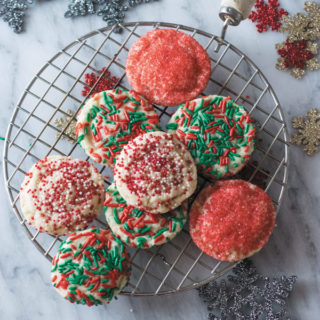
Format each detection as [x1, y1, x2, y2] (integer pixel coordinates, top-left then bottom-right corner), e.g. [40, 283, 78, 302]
[51, 227, 131, 306]
[76, 89, 160, 167]
[114, 131, 197, 214]
[167, 95, 256, 179]
[20, 156, 105, 236]
[126, 29, 211, 106]
[189, 180, 276, 262]
[104, 183, 188, 248]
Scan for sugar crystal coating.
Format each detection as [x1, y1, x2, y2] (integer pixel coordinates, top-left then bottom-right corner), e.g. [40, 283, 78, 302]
[126, 29, 211, 106]
[189, 180, 276, 262]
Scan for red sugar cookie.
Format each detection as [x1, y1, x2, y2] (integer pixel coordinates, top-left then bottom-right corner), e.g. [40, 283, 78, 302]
[126, 29, 211, 106]
[189, 180, 276, 262]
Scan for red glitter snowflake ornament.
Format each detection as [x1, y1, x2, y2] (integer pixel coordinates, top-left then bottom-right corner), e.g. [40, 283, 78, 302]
[249, 0, 288, 33]
[275, 39, 319, 78]
[81, 67, 119, 97]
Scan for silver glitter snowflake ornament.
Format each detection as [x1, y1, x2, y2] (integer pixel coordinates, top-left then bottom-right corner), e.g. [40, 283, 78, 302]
[291, 108, 320, 156]
[0, 0, 32, 33]
[1, 0, 159, 33]
[65, 0, 159, 30]
[64, 0, 95, 17]
[198, 260, 296, 320]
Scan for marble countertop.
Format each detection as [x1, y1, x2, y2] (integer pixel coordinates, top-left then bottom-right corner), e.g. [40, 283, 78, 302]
[1, 0, 319, 319]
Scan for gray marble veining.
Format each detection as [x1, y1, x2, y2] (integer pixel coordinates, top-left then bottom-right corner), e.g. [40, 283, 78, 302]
[0, 0, 319, 319]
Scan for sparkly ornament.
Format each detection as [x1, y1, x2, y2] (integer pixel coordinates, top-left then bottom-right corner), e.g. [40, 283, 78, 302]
[291, 108, 320, 156]
[1, 0, 159, 33]
[279, 1, 320, 42]
[249, 0, 288, 33]
[81, 67, 119, 97]
[65, 0, 159, 29]
[54, 109, 77, 143]
[64, 0, 95, 17]
[0, 0, 32, 33]
[198, 259, 297, 320]
[275, 39, 319, 79]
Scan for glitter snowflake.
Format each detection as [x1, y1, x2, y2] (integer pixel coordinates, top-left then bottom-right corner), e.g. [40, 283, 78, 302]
[249, 0, 288, 33]
[1, 0, 159, 33]
[65, 0, 159, 29]
[54, 109, 77, 143]
[198, 260, 296, 320]
[279, 1, 320, 42]
[0, 0, 32, 33]
[275, 39, 319, 79]
[291, 108, 320, 156]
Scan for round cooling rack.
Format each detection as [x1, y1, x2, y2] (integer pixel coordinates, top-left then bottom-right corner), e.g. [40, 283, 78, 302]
[3, 22, 289, 296]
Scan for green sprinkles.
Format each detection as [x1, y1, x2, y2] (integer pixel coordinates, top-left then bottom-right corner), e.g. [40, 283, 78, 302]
[76, 89, 160, 166]
[51, 228, 131, 306]
[104, 184, 187, 248]
[167, 95, 256, 180]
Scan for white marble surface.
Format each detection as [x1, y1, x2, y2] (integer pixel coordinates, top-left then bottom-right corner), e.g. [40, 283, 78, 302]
[1, 0, 320, 319]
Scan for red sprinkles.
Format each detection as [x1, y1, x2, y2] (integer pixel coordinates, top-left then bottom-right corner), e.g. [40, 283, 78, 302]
[114, 132, 197, 214]
[167, 95, 256, 180]
[51, 227, 131, 306]
[104, 184, 187, 248]
[20, 156, 105, 236]
[76, 89, 160, 167]
[82, 67, 119, 97]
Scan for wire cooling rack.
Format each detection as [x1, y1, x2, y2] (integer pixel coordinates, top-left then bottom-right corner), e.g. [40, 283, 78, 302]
[3, 22, 289, 296]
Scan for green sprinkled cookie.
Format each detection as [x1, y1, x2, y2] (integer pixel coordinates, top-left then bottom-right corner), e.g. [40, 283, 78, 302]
[167, 95, 256, 179]
[104, 183, 188, 249]
[51, 227, 131, 306]
[76, 88, 160, 167]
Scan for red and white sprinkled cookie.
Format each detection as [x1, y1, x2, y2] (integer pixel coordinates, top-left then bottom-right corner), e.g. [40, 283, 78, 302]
[104, 183, 188, 249]
[126, 29, 211, 106]
[20, 156, 105, 236]
[167, 95, 256, 179]
[76, 89, 160, 167]
[51, 227, 131, 306]
[114, 131, 197, 214]
[189, 180, 276, 262]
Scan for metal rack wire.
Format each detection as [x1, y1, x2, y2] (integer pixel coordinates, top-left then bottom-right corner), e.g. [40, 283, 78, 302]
[3, 22, 289, 296]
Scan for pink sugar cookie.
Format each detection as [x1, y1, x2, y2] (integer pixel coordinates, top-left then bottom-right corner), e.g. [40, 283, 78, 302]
[189, 180, 276, 262]
[126, 29, 211, 106]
